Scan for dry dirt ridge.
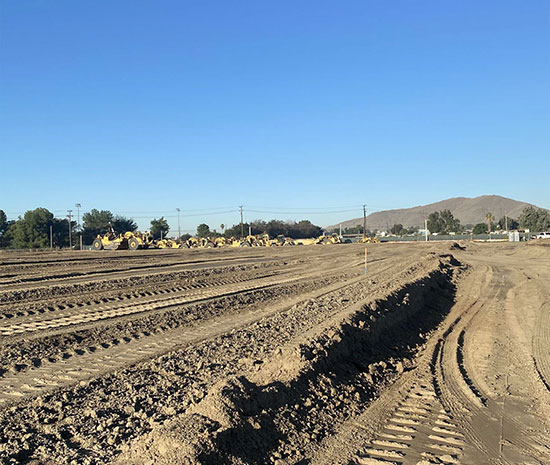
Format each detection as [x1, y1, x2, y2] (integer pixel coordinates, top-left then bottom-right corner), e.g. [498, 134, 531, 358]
[0, 243, 549, 465]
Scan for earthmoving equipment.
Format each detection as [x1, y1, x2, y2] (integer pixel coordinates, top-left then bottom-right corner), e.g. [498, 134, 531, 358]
[199, 238, 216, 248]
[92, 228, 155, 251]
[213, 237, 228, 247]
[314, 233, 342, 245]
[184, 237, 200, 248]
[269, 235, 296, 246]
[156, 238, 183, 249]
[92, 224, 129, 250]
[358, 236, 379, 244]
[125, 231, 155, 250]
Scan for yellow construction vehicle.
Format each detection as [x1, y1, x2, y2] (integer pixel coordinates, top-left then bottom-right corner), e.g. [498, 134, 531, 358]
[92, 226, 154, 250]
[156, 238, 183, 249]
[313, 233, 342, 245]
[268, 234, 295, 246]
[92, 230, 127, 250]
[184, 237, 200, 248]
[213, 237, 228, 248]
[358, 236, 379, 244]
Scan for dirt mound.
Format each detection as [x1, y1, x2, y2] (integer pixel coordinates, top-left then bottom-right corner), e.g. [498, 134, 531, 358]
[119, 254, 463, 464]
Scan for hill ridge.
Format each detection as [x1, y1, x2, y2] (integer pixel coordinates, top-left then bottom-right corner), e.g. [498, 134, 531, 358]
[327, 195, 543, 231]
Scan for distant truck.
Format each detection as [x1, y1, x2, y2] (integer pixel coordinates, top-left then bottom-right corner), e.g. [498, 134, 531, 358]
[535, 232, 550, 239]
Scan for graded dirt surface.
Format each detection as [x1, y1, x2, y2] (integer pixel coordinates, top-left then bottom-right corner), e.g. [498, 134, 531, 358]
[0, 242, 549, 465]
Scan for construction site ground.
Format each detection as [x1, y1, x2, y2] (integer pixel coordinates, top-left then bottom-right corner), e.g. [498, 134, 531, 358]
[0, 241, 549, 465]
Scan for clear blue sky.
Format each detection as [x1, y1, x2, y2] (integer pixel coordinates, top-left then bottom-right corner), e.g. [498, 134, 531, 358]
[1, 1, 548, 233]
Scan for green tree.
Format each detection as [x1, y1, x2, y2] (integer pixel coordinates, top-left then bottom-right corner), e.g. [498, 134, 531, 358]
[428, 210, 461, 234]
[151, 217, 170, 239]
[0, 210, 8, 247]
[112, 216, 138, 234]
[519, 206, 550, 233]
[473, 223, 488, 234]
[497, 216, 519, 231]
[265, 220, 286, 237]
[10, 208, 55, 248]
[390, 223, 404, 235]
[51, 217, 77, 248]
[427, 212, 444, 233]
[196, 223, 210, 238]
[223, 223, 245, 238]
[485, 212, 495, 233]
[82, 209, 114, 243]
[287, 220, 322, 239]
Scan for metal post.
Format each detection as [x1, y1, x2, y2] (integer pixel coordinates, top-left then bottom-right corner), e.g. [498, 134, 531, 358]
[176, 208, 181, 239]
[363, 205, 367, 240]
[425, 218, 428, 242]
[67, 210, 73, 249]
[75, 203, 81, 250]
[240, 205, 244, 239]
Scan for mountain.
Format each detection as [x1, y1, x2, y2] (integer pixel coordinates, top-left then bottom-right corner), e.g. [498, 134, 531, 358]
[328, 195, 543, 231]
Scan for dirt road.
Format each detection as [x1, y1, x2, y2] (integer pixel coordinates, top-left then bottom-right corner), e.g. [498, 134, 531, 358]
[0, 242, 548, 464]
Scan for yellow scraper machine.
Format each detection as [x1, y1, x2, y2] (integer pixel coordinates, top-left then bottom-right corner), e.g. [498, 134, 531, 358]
[92, 226, 155, 250]
[92, 230, 348, 250]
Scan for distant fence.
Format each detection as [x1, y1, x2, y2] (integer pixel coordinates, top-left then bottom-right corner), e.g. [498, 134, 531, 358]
[346, 233, 532, 243]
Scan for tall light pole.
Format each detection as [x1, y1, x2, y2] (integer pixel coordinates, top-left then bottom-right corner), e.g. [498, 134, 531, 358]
[75, 203, 81, 250]
[75, 203, 81, 229]
[240, 206, 244, 238]
[176, 208, 181, 239]
[67, 210, 73, 249]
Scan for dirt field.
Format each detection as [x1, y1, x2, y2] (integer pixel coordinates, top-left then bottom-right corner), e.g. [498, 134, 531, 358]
[0, 241, 549, 465]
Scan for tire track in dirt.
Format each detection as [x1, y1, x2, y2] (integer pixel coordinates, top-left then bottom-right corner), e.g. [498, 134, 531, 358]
[531, 272, 550, 392]
[0, 254, 279, 291]
[0, 273, 370, 406]
[352, 379, 465, 465]
[0, 270, 284, 327]
[0, 256, 365, 337]
[310, 259, 490, 465]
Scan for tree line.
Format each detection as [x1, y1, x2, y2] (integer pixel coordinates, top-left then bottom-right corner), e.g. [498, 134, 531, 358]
[0, 208, 325, 249]
[1, 206, 548, 249]
[0, 208, 171, 249]
[193, 219, 323, 240]
[396, 207, 547, 236]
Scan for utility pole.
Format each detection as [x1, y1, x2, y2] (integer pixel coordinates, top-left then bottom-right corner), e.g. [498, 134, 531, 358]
[425, 217, 428, 242]
[50, 225, 53, 249]
[67, 210, 73, 249]
[240, 206, 244, 238]
[75, 203, 81, 250]
[176, 208, 181, 239]
[363, 204, 367, 239]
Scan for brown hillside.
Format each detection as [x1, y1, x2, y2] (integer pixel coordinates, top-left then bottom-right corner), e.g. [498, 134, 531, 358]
[328, 195, 543, 231]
